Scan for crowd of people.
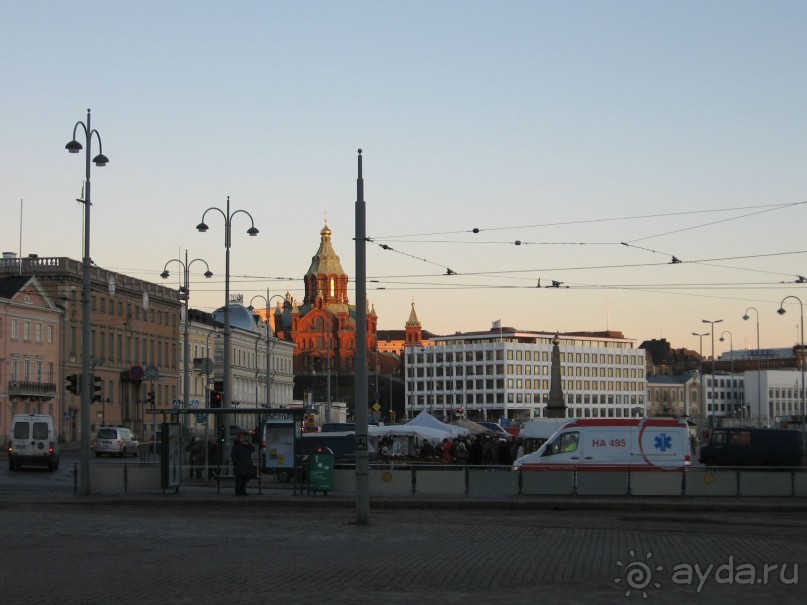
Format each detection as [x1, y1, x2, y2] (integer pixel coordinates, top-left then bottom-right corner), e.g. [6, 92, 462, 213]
[377, 433, 526, 465]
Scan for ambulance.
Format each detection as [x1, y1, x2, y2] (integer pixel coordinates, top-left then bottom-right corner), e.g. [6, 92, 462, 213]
[513, 418, 691, 471]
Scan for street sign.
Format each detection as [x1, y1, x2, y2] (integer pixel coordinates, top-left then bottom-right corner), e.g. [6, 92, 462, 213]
[191, 400, 200, 408]
[372, 403, 381, 411]
[144, 364, 160, 380]
[172, 399, 181, 408]
[63, 411, 71, 420]
[196, 414, 205, 425]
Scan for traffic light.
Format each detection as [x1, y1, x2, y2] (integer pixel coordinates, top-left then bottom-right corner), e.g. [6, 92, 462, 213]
[65, 374, 80, 395]
[210, 380, 223, 408]
[93, 376, 102, 402]
[146, 391, 155, 405]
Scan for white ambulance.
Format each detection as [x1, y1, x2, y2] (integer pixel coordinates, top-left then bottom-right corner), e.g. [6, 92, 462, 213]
[513, 418, 691, 471]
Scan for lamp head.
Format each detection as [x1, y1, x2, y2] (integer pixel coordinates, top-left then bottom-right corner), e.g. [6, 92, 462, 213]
[247, 226, 259, 236]
[196, 222, 209, 232]
[92, 153, 109, 167]
[778, 308, 787, 316]
[743, 314, 750, 321]
[160, 270, 169, 279]
[204, 270, 213, 279]
[65, 140, 82, 153]
[719, 336, 725, 343]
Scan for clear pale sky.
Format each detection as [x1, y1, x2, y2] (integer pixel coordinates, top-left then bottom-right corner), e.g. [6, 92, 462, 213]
[2, 1, 807, 357]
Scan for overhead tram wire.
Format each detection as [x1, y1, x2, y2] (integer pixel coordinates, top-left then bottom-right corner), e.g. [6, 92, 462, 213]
[371, 201, 806, 239]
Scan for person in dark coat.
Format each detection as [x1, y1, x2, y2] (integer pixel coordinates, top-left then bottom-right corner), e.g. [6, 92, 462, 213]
[230, 431, 255, 496]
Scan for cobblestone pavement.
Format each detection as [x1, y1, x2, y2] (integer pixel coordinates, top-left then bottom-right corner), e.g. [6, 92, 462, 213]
[2, 496, 806, 605]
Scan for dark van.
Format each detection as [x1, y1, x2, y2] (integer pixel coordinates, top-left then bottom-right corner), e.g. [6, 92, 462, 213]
[699, 428, 801, 467]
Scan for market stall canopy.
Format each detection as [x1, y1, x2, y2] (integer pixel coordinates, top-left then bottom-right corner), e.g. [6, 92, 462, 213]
[407, 410, 468, 437]
[450, 418, 491, 435]
[369, 424, 449, 441]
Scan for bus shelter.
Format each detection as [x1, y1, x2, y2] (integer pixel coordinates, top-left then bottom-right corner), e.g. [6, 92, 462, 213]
[145, 407, 306, 493]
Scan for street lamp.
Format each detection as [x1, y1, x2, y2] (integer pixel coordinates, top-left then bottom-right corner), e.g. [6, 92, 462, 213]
[692, 331, 708, 421]
[197, 196, 258, 457]
[777, 296, 806, 467]
[702, 319, 723, 429]
[248, 291, 284, 407]
[160, 250, 212, 411]
[719, 330, 737, 419]
[743, 307, 763, 426]
[196, 195, 258, 452]
[65, 108, 109, 496]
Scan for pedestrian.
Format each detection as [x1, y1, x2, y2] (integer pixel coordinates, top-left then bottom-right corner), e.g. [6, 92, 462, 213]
[440, 438, 453, 464]
[186, 436, 205, 479]
[230, 431, 255, 496]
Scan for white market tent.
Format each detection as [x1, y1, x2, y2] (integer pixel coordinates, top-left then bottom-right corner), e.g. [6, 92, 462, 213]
[406, 410, 468, 437]
[369, 424, 449, 442]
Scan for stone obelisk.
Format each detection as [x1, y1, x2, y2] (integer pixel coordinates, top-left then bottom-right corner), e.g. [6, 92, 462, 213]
[546, 333, 567, 418]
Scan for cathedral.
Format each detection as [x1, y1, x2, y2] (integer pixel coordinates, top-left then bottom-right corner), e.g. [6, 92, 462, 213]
[272, 223, 379, 395]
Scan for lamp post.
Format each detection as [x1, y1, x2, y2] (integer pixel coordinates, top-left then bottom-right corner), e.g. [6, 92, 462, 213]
[197, 196, 259, 457]
[702, 319, 723, 429]
[743, 307, 763, 426]
[65, 108, 109, 496]
[719, 330, 737, 419]
[692, 331, 708, 421]
[160, 250, 212, 410]
[777, 296, 806, 467]
[248, 291, 284, 407]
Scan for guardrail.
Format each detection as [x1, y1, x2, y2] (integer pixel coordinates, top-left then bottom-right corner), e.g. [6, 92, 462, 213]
[76, 461, 807, 498]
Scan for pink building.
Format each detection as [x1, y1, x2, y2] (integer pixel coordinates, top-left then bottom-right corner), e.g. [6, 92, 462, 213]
[0, 276, 62, 440]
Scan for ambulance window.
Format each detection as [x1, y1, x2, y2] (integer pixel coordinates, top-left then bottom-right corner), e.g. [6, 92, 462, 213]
[14, 422, 30, 439]
[560, 432, 579, 453]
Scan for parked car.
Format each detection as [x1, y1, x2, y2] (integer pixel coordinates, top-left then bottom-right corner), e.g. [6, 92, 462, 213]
[7, 414, 60, 471]
[94, 427, 139, 457]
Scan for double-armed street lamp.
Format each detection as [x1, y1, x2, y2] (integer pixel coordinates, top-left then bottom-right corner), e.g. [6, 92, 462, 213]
[65, 109, 109, 496]
[160, 250, 213, 409]
[777, 296, 806, 467]
[743, 307, 763, 426]
[197, 197, 258, 456]
[702, 318, 723, 429]
[248, 291, 285, 406]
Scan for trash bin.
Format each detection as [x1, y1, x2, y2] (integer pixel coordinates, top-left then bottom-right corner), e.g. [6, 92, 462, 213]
[307, 447, 334, 494]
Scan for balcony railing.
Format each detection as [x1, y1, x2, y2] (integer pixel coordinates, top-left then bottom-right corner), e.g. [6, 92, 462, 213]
[9, 380, 57, 400]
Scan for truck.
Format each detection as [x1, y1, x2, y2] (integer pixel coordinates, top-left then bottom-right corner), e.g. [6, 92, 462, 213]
[699, 427, 801, 467]
[513, 417, 691, 471]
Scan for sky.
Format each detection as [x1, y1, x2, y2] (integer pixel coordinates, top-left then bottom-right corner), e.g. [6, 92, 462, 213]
[2, 1, 807, 357]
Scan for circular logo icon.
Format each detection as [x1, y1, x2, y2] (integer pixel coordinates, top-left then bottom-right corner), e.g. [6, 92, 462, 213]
[615, 550, 662, 598]
[704, 473, 716, 485]
[382, 471, 393, 483]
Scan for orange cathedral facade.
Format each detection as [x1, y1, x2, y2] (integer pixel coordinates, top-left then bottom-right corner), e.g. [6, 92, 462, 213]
[272, 223, 378, 381]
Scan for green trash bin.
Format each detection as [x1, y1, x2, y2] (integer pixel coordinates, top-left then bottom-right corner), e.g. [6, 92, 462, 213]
[307, 448, 334, 493]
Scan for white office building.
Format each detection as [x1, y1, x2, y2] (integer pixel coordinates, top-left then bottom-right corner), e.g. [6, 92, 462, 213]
[405, 328, 647, 423]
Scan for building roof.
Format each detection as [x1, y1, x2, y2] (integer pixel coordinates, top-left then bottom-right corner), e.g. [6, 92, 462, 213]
[211, 303, 260, 332]
[0, 275, 30, 299]
[306, 222, 346, 277]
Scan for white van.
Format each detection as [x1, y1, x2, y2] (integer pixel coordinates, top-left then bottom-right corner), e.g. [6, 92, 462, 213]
[513, 418, 691, 471]
[7, 414, 60, 471]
